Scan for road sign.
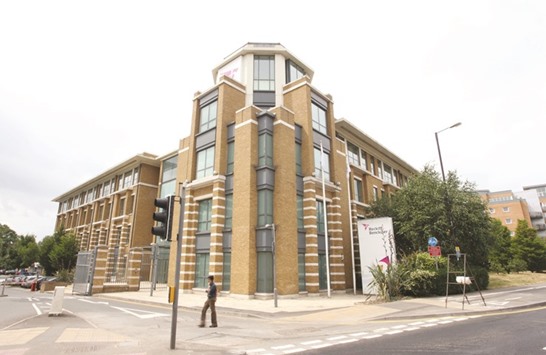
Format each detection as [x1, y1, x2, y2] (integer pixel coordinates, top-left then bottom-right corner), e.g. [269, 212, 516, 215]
[428, 246, 442, 257]
[428, 236, 438, 247]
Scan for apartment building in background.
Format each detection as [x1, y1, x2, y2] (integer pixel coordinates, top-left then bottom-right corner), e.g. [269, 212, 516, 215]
[53, 153, 160, 292]
[479, 184, 546, 237]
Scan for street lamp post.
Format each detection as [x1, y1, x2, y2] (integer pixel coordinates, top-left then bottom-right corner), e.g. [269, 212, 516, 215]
[435, 122, 462, 181]
[265, 223, 278, 308]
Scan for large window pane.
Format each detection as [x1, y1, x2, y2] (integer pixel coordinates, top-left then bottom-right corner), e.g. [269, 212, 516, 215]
[311, 102, 327, 135]
[223, 252, 231, 291]
[224, 194, 233, 229]
[347, 142, 360, 165]
[298, 253, 306, 292]
[257, 189, 273, 226]
[194, 253, 210, 288]
[319, 253, 327, 290]
[257, 252, 273, 293]
[314, 147, 330, 181]
[254, 55, 275, 91]
[226, 141, 234, 174]
[316, 200, 325, 234]
[297, 195, 304, 230]
[199, 100, 217, 133]
[258, 133, 273, 167]
[196, 146, 215, 179]
[198, 199, 212, 232]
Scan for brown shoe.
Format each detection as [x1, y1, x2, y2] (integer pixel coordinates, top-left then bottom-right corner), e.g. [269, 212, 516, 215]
[198, 324, 205, 328]
[209, 325, 217, 328]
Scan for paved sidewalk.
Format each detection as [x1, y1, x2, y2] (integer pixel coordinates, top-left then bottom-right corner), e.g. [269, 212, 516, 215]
[89, 282, 546, 322]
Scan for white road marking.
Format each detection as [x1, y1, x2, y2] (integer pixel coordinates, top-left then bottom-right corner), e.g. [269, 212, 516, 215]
[301, 340, 322, 345]
[32, 303, 42, 315]
[385, 330, 405, 335]
[327, 335, 347, 341]
[338, 338, 358, 344]
[505, 297, 522, 301]
[271, 344, 295, 350]
[404, 327, 421, 331]
[350, 332, 369, 337]
[78, 299, 109, 305]
[283, 348, 306, 354]
[245, 348, 266, 353]
[363, 334, 383, 339]
[110, 306, 168, 319]
[310, 343, 333, 349]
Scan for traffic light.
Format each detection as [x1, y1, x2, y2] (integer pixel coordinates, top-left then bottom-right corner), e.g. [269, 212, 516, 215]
[152, 195, 175, 241]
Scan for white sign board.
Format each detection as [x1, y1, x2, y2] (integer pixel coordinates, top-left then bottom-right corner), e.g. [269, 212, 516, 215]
[49, 286, 65, 316]
[357, 217, 397, 293]
[216, 57, 242, 83]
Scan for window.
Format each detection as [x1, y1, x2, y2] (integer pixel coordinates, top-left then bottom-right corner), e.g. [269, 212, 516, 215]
[118, 198, 125, 216]
[383, 164, 393, 184]
[223, 252, 231, 291]
[370, 156, 376, 175]
[198, 199, 212, 232]
[347, 142, 360, 166]
[505, 218, 513, 225]
[316, 200, 325, 234]
[194, 253, 210, 288]
[314, 147, 330, 181]
[489, 208, 495, 214]
[257, 252, 273, 293]
[354, 179, 363, 202]
[258, 132, 273, 167]
[257, 189, 273, 226]
[254, 55, 275, 91]
[199, 100, 217, 133]
[311, 102, 328, 135]
[123, 172, 132, 189]
[503, 207, 510, 213]
[297, 195, 304, 230]
[161, 155, 178, 197]
[295, 141, 302, 175]
[373, 186, 379, 201]
[224, 194, 233, 230]
[226, 141, 234, 174]
[377, 160, 383, 179]
[133, 168, 139, 185]
[361, 151, 368, 170]
[318, 253, 327, 290]
[196, 146, 215, 179]
[286, 60, 305, 83]
[298, 253, 306, 291]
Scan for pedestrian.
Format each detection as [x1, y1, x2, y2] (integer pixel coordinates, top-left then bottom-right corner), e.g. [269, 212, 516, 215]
[199, 275, 217, 328]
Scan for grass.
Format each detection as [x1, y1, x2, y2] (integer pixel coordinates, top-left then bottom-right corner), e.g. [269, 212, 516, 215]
[488, 271, 546, 289]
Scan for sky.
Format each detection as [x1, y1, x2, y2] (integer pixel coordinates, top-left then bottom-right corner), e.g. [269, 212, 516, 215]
[1, 1, 545, 241]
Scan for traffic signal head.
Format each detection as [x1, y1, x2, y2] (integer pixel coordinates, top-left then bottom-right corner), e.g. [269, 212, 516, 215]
[152, 195, 175, 241]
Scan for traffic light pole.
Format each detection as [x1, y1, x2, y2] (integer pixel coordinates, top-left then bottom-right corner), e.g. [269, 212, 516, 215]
[170, 182, 186, 350]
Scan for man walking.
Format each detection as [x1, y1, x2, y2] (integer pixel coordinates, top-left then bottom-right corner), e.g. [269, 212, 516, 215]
[199, 275, 217, 328]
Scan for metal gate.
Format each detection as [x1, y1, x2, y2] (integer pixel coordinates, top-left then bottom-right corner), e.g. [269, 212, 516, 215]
[140, 244, 169, 291]
[73, 249, 97, 296]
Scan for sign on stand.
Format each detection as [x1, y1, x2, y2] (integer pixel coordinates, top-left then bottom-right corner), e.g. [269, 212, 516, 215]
[49, 286, 65, 316]
[357, 217, 396, 294]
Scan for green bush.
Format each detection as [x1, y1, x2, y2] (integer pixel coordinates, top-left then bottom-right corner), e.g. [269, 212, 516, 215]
[55, 269, 74, 283]
[366, 263, 408, 302]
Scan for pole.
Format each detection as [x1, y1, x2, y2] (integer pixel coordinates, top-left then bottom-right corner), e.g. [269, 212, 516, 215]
[272, 224, 278, 308]
[343, 140, 357, 295]
[320, 142, 331, 298]
[150, 243, 158, 297]
[170, 184, 186, 350]
[435, 132, 446, 182]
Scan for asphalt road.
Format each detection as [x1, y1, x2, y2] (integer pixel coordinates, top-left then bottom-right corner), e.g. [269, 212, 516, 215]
[303, 305, 546, 354]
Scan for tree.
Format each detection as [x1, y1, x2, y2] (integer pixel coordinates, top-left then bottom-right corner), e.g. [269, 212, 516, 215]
[49, 231, 78, 272]
[511, 220, 546, 272]
[15, 235, 40, 268]
[370, 165, 492, 266]
[0, 224, 19, 269]
[488, 219, 513, 273]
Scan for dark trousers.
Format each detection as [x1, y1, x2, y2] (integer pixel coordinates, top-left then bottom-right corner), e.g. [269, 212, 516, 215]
[200, 298, 217, 326]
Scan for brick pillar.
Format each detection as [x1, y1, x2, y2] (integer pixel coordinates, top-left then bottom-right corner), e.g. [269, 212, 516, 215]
[209, 178, 226, 291]
[92, 246, 109, 294]
[303, 179, 319, 295]
[328, 194, 346, 291]
[178, 191, 196, 292]
[126, 247, 142, 291]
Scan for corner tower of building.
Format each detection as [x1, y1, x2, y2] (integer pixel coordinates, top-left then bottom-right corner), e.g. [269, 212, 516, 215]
[165, 42, 350, 298]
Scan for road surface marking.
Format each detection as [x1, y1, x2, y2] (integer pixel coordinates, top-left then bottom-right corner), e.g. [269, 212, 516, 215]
[110, 306, 168, 319]
[327, 335, 347, 341]
[271, 344, 295, 350]
[245, 348, 266, 353]
[0, 327, 48, 345]
[32, 303, 42, 315]
[283, 348, 306, 354]
[350, 332, 369, 337]
[301, 340, 322, 345]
